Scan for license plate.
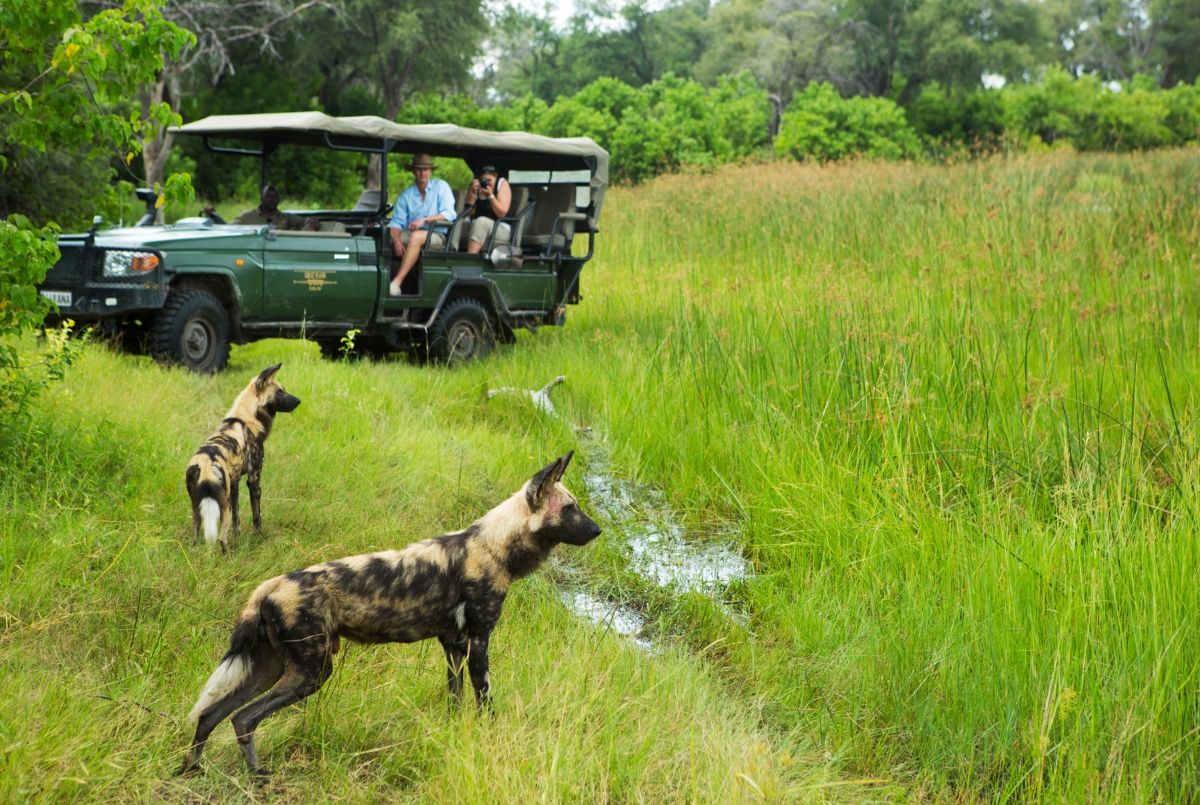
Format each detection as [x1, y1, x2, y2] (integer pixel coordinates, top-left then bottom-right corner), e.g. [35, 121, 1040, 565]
[40, 290, 72, 307]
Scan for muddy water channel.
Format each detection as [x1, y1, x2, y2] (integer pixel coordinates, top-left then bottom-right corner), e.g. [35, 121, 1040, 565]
[488, 379, 749, 651]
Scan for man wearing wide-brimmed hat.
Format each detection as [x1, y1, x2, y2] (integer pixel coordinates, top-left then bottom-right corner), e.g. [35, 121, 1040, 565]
[387, 153, 457, 296]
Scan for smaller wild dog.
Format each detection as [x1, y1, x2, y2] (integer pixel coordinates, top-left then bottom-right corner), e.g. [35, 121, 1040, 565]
[180, 451, 600, 777]
[185, 364, 301, 551]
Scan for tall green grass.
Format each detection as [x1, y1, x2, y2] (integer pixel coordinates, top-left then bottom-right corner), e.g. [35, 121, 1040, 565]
[5, 148, 1198, 802]
[536, 150, 1200, 801]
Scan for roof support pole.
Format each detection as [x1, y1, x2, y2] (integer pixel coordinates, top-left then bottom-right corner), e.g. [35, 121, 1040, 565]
[380, 139, 394, 215]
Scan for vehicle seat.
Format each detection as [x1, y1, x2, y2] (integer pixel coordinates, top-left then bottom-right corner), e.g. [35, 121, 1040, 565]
[352, 189, 383, 212]
[521, 185, 579, 253]
[318, 220, 347, 233]
[510, 185, 530, 216]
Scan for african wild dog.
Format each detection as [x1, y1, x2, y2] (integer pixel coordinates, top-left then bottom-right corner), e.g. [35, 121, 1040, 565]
[185, 364, 301, 551]
[180, 451, 600, 777]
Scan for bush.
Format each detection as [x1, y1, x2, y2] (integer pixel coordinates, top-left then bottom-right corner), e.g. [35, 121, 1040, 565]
[905, 83, 1007, 149]
[532, 72, 770, 183]
[775, 82, 920, 162]
[918, 65, 1200, 153]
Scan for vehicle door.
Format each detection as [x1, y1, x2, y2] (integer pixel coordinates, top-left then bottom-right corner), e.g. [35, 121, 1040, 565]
[261, 231, 371, 321]
[489, 180, 582, 309]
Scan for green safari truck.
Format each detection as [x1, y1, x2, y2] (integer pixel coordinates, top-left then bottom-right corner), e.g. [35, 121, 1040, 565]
[37, 112, 608, 370]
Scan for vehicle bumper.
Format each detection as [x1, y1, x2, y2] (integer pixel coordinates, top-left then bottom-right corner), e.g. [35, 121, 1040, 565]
[39, 284, 168, 320]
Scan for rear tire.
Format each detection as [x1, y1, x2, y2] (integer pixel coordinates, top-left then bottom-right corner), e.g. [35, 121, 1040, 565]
[150, 290, 231, 373]
[428, 297, 497, 364]
[315, 338, 342, 361]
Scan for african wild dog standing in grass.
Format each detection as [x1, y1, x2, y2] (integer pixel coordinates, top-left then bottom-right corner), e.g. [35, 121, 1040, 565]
[180, 451, 600, 777]
[185, 364, 301, 551]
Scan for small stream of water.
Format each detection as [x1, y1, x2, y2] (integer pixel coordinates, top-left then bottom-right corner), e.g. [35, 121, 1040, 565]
[488, 378, 749, 651]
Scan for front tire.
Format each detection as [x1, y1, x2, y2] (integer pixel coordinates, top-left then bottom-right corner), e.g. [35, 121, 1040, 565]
[428, 297, 497, 364]
[150, 290, 231, 373]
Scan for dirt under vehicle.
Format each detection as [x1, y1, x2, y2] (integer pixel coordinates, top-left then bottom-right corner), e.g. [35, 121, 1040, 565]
[36, 112, 608, 370]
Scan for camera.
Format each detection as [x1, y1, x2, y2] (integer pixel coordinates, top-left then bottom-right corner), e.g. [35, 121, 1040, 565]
[478, 176, 491, 189]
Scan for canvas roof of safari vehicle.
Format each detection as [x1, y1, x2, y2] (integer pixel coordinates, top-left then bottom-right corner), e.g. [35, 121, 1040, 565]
[173, 112, 609, 220]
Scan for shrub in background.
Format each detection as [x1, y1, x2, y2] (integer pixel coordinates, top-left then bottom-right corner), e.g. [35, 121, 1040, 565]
[917, 65, 1200, 153]
[905, 84, 1007, 150]
[775, 82, 921, 162]
[533, 73, 770, 183]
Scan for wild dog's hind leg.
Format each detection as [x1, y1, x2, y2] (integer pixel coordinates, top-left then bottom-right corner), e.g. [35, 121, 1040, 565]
[230, 654, 333, 775]
[229, 481, 241, 535]
[217, 502, 233, 553]
[180, 648, 284, 776]
[439, 636, 467, 699]
[190, 501, 202, 544]
[248, 470, 263, 532]
[467, 635, 492, 706]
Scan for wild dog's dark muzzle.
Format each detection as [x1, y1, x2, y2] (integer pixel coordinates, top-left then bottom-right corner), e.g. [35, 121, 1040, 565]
[275, 392, 301, 413]
[567, 513, 602, 546]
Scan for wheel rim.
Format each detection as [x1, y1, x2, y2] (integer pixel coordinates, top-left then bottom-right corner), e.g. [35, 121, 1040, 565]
[446, 319, 481, 361]
[182, 317, 215, 367]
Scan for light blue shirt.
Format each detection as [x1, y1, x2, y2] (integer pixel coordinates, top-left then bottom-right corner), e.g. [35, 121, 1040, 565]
[389, 178, 456, 230]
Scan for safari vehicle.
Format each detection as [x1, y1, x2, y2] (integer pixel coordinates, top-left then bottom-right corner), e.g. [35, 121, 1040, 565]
[37, 112, 608, 370]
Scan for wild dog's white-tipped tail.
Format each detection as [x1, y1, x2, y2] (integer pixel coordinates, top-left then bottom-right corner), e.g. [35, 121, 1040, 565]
[188, 655, 250, 722]
[199, 498, 220, 544]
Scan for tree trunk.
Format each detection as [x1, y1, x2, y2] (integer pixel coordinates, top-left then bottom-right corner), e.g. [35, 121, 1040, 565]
[367, 52, 418, 190]
[139, 70, 181, 222]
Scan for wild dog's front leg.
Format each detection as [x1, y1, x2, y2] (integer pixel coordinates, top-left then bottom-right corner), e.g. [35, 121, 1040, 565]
[467, 635, 491, 705]
[439, 636, 467, 699]
[248, 470, 263, 532]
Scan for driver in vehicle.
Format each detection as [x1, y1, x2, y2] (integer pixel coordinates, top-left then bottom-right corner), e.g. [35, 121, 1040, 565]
[463, 165, 511, 254]
[388, 153, 456, 296]
[229, 185, 320, 230]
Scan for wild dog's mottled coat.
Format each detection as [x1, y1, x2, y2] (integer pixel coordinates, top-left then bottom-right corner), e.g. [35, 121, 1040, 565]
[181, 451, 600, 777]
[185, 364, 300, 550]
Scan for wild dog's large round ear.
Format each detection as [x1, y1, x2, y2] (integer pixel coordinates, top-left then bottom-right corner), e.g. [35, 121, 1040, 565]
[255, 363, 282, 390]
[527, 453, 566, 510]
[552, 450, 574, 482]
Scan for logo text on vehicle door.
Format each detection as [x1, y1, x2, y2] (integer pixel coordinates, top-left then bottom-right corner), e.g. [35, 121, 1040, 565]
[294, 270, 337, 291]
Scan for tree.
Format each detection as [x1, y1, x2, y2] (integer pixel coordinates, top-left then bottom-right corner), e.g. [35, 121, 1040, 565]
[291, 0, 486, 187]
[486, 0, 711, 103]
[0, 0, 192, 415]
[1046, 0, 1200, 86]
[486, 3, 565, 101]
[85, 0, 330, 199]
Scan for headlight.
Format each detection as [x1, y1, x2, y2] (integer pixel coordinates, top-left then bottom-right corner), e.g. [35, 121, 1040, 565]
[104, 250, 159, 277]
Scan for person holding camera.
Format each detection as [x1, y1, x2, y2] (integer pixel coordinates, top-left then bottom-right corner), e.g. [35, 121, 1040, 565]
[463, 165, 512, 254]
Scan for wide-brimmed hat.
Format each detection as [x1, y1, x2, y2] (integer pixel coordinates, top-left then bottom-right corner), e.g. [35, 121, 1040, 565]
[405, 153, 436, 171]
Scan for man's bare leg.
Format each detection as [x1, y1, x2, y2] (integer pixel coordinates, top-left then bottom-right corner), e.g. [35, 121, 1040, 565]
[390, 229, 427, 295]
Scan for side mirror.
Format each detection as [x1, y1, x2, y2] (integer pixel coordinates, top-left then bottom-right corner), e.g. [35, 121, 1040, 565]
[134, 188, 159, 227]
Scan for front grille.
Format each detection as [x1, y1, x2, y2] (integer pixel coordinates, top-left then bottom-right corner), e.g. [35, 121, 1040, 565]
[44, 244, 87, 284]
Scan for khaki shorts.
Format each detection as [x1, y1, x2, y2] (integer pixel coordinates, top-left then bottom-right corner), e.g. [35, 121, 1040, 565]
[396, 228, 446, 250]
[468, 217, 511, 247]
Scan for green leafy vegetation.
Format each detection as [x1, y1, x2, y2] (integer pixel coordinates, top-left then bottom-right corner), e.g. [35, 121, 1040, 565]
[0, 0, 192, 419]
[775, 82, 920, 162]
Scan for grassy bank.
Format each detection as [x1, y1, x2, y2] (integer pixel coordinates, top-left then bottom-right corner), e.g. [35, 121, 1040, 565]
[0, 346, 827, 802]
